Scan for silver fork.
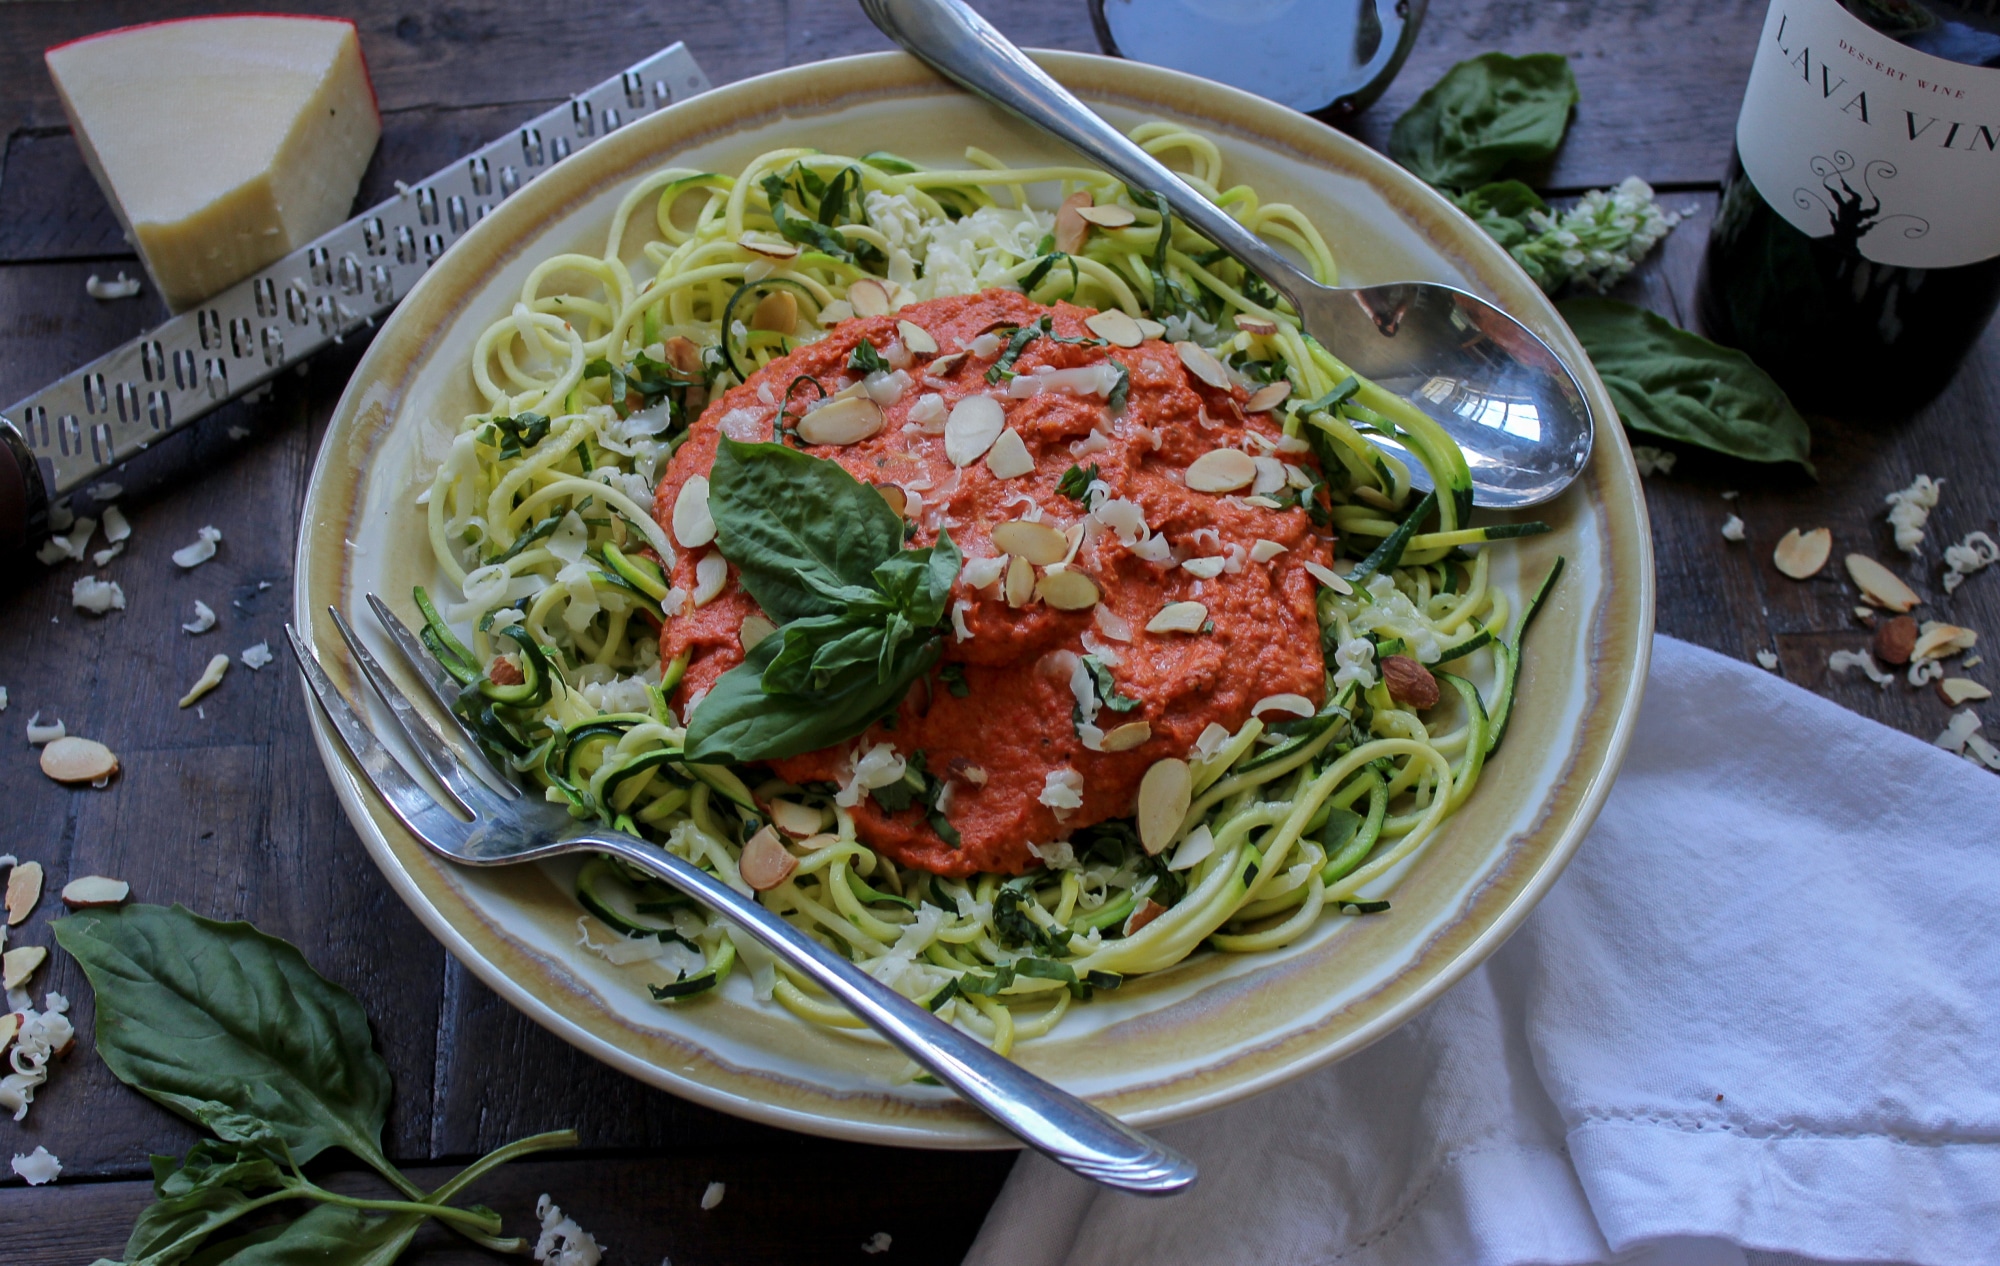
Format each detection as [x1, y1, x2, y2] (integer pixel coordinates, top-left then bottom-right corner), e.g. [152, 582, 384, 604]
[286, 596, 1196, 1196]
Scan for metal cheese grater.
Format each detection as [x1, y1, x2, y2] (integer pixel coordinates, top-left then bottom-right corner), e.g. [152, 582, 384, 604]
[0, 42, 711, 556]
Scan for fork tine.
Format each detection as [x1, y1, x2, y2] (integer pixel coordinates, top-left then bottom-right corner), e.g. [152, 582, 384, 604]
[285, 624, 472, 847]
[366, 593, 520, 797]
[328, 606, 496, 815]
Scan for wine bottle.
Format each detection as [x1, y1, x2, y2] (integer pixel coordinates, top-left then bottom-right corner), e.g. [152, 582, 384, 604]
[1697, 0, 2000, 415]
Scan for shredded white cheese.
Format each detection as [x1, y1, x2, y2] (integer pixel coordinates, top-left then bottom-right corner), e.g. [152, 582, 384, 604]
[532, 1194, 603, 1266]
[1331, 636, 1378, 691]
[836, 743, 907, 808]
[91, 543, 124, 567]
[182, 600, 217, 634]
[1755, 649, 1779, 671]
[1943, 530, 1999, 594]
[101, 505, 131, 544]
[700, 1181, 726, 1211]
[1721, 514, 1745, 542]
[862, 1232, 894, 1255]
[1935, 709, 1982, 755]
[240, 642, 273, 670]
[691, 554, 728, 606]
[1883, 474, 1942, 555]
[85, 271, 142, 300]
[1039, 768, 1084, 819]
[10, 1145, 60, 1184]
[0, 992, 74, 1122]
[1828, 649, 1893, 687]
[25, 713, 64, 745]
[70, 575, 126, 615]
[172, 526, 223, 569]
[1631, 446, 1676, 477]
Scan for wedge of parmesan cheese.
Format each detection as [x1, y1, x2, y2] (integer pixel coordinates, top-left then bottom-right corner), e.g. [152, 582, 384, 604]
[46, 16, 380, 310]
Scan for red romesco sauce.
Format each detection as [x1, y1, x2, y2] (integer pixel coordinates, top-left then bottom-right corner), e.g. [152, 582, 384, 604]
[655, 290, 1331, 877]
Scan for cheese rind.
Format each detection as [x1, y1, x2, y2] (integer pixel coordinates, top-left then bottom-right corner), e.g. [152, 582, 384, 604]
[47, 16, 381, 311]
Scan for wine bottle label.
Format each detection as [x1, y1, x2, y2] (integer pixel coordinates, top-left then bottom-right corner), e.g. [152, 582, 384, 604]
[1737, 0, 2000, 268]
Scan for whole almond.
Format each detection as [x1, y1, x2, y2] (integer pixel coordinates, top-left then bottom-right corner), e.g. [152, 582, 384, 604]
[1873, 614, 1918, 665]
[1381, 655, 1441, 710]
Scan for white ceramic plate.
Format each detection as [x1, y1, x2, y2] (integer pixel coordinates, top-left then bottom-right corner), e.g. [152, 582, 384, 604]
[294, 50, 1653, 1147]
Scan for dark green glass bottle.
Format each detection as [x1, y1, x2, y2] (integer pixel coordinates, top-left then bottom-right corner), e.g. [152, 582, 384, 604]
[1697, 0, 2000, 414]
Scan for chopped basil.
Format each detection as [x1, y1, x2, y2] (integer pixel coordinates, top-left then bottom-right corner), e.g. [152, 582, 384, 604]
[848, 339, 891, 375]
[1107, 360, 1131, 413]
[985, 320, 1046, 382]
[940, 662, 971, 697]
[485, 411, 551, 459]
[994, 878, 1074, 956]
[1056, 463, 1100, 503]
[1081, 654, 1141, 713]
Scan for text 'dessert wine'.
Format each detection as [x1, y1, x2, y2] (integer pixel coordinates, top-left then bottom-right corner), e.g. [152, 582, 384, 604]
[1698, 0, 2000, 414]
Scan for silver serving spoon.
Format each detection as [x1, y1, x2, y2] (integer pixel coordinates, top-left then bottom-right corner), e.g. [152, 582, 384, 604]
[860, 0, 1595, 509]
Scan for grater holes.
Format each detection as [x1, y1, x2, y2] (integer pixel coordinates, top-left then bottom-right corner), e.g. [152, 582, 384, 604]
[83, 373, 107, 415]
[447, 195, 469, 234]
[115, 381, 138, 424]
[370, 265, 393, 304]
[521, 126, 544, 167]
[571, 99, 594, 137]
[255, 277, 279, 319]
[308, 246, 332, 287]
[500, 165, 520, 196]
[395, 225, 417, 265]
[469, 155, 492, 197]
[262, 326, 283, 367]
[417, 186, 439, 226]
[423, 233, 445, 263]
[230, 317, 253, 359]
[89, 422, 114, 465]
[623, 71, 645, 109]
[363, 216, 387, 256]
[140, 340, 165, 383]
[57, 414, 79, 458]
[146, 391, 170, 430]
[338, 254, 363, 295]
[205, 359, 228, 399]
[286, 283, 310, 326]
[172, 349, 197, 391]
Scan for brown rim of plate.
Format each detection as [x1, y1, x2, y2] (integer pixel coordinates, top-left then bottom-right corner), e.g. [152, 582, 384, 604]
[294, 49, 1654, 1148]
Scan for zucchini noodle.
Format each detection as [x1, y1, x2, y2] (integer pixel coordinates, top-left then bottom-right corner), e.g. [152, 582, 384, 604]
[416, 124, 1560, 1054]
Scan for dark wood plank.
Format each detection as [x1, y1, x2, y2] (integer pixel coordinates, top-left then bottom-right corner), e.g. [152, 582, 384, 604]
[10, 1152, 1017, 1266]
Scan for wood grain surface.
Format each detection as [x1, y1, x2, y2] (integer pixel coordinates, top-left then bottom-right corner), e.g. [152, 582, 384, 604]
[1, 2, 1994, 1262]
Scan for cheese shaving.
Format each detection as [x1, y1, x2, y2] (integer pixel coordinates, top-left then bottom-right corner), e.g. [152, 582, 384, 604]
[25, 713, 65, 745]
[532, 1194, 603, 1266]
[1934, 709, 1982, 755]
[240, 642, 274, 670]
[0, 992, 74, 1122]
[1943, 530, 1998, 593]
[700, 1181, 726, 1210]
[172, 525, 223, 569]
[70, 575, 126, 615]
[1883, 474, 1941, 554]
[1631, 446, 1675, 477]
[1721, 514, 1745, 542]
[85, 271, 142, 300]
[10, 1145, 61, 1184]
[182, 600, 217, 634]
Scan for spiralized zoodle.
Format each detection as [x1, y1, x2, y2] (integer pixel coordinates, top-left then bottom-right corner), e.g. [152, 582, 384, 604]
[415, 123, 1561, 1054]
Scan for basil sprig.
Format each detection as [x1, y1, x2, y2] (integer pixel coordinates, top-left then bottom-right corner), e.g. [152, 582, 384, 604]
[1389, 52, 1578, 190]
[1558, 298, 1814, 470]
[54, 904, 576, 1264]
[684, 439, 961, 762]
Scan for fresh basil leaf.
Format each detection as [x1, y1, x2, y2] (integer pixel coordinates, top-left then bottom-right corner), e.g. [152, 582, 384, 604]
[1390, 53, 1578, 190]
[848, 339, 891, 375]
[1450, 179, 1548, 249]
[708, 438, 905, 623]
[181, 1205, 421, 1266]
[686, 632, 942, 762]
[116, 1180, 267, 1266]
[54, 905, 396, 1179]
[1558, 297, 1814, 470]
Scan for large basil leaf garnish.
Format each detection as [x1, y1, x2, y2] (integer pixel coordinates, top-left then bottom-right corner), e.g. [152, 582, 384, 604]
[1390, 52, 1579, 190]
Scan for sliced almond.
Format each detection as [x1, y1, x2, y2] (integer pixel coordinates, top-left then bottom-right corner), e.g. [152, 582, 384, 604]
[738, 614, 776, 652]
[1249, 539, 1287, 563]
[1075, 203, 1136, 228]
[766, 799, 824, 839]
[1100, 720, 1153, 752]
[1772, 527, 1832, 579]
[945, 394, 1006, 466]
[847, 277, 892, 318]
[1940, 677, 1992, 706]
[738, 233, 800, 260]
[796, 396, 884, 446]
[1135, 318, 1167, 339]
[6, 862, 43, 925]
[1912, 621, 1976, 662]
[1302, 561, 1353, 595]
[1122, 897, 1168, 936]
[1036, 569, 1101, 611]
[60, 875, 130, 908]
[751, 289, 798, 334]
[1147, 601, 1208, 634]
[1233, 314, 1279, 336]
[1185, 448, 1258, 493]
[0, 1013, 18, 1055]
[41, 736, 120, 784]
[660, 335, 704, 379]
[991, 521, 1068, 566]
[1053, 190, 1093, 255]
[1846, 553, 1921, 612]
[928, 351, 968, 377]
[738, 826, 797, 892]
[1175, 342, 1230, 390]
[895, 320, 938, 355]
[1083, 308, 1144, 348]
[1244, 381, 1292, 413]
[1137, 758, 1192, 855]
[672, 475, 715, 549]
[2, 946, 46, 991]
[1004, 555, 1034, 608]
[984, 428, 1035, 480]
[876, 484, 908, 518]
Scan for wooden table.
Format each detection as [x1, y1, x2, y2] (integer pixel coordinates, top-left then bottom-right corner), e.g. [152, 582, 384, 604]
[4, 2, 1995, 1261]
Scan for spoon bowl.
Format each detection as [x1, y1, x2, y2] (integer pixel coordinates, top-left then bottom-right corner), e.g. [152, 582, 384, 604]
[861, 0, 1596, 509]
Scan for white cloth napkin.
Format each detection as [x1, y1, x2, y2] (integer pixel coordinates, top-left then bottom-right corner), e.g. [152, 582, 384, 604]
[965, 634, 2000, 1266]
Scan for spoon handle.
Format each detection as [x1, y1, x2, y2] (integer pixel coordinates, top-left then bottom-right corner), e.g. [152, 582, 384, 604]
[860, 0, 1317, 305]
[583, 831, 1197, 1196]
